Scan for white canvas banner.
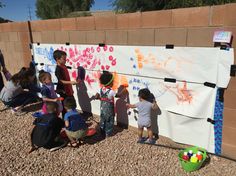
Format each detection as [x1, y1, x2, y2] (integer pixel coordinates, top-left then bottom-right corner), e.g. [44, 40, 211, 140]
[33, 43, 234, 153]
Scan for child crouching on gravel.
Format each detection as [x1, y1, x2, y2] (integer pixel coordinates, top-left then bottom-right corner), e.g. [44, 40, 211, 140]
[126, 88, 158, 144]
[29, 102, 66, 153]
[64, 97, 88, 147]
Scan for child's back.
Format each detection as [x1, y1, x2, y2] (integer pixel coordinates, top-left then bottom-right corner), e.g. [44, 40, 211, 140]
[65, 110, 87, 132]
[31, 113, 64, 148]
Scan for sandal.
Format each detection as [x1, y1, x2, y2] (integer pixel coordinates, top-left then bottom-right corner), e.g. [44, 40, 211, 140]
[67, 142, 79, 148]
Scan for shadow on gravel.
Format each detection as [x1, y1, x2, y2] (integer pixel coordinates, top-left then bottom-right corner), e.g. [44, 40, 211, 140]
[84, 125, 124, 145]
[22, 101, 43, 113]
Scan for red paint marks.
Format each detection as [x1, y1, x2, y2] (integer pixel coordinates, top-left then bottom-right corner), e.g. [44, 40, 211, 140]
[72, 70, 77, 79]
[103, 45, 108, 51]
[109, 46, 114, 52]
[109, 55, 113, 61]
[64, 45, 116, 87]
[111, 59, 116, 66]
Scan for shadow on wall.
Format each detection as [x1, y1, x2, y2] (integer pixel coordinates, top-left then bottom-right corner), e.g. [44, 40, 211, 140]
[151, 105, 162, 139]
[76, 81, 94, 120]
[116, 85, 130, 129]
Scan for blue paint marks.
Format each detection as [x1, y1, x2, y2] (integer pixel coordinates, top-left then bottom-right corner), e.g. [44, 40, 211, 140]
[35, 46, 56, 64]
[214, 89, 223, 155]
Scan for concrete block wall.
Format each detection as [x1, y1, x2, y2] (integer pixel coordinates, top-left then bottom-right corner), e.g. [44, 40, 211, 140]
[0, 3, 236, 158]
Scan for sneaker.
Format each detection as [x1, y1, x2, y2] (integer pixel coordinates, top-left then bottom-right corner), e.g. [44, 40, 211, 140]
[49, 141, 67, 152]
[145, 138, 156, 144]
[137, 137, 146, 144]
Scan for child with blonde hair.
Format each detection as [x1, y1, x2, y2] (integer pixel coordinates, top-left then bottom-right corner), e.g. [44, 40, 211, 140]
[38, 70, 63, 115]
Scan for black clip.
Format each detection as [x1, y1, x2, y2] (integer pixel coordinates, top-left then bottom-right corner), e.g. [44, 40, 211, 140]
[29, 43, 32, 49]
[99, 43, 105, 47]
[66, 42, 70, 45]
[37, 42, 40, 46]
[164, 78, 176, 83]
[165, 44, 174, 49]
[230, 65, 236, 77]
[204, 82, 216, 88]
[207, 118, 215, 125]
[66, 66, 72, 69]
[220, 45, 230, 51]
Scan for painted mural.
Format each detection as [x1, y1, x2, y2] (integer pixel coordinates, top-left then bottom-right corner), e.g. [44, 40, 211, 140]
[33, 43, 234, 153]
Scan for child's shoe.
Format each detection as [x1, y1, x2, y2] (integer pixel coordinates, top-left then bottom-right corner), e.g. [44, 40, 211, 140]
[145, 138, 156, 144]
[137, 137, 146, 144]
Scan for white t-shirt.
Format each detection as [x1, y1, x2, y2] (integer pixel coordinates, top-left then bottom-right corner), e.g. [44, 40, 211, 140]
[101, 87, 116, 100]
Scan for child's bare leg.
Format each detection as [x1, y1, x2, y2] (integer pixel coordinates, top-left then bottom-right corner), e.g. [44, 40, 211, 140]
[138, 127, 143, 139]
[147, 127, 153, 140]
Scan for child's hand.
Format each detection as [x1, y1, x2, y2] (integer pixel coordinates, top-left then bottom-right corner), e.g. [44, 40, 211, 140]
[71, 80, 79, 85]
[53, 98, 58, 102]
[126, 103, 130, 109]
[94, 93, 100, 99]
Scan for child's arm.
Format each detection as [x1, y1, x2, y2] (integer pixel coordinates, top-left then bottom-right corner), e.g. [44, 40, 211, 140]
[42, 97, 58, 102]
[126, 103, 136, 109]
[65, 120, 69, 128]
[60, 79, 80, 85]
[93, 93, 100, 100]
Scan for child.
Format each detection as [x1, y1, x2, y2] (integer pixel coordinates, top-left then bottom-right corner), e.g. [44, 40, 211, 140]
[126, 88, 158, 144]
[0, 67, 38, 115]
[53, 50, 79, 117]
[38, 70, 63, 115]
[29, 102, 66, 153]
[95, 71, 126, 138]
[63, 97, 88, 147]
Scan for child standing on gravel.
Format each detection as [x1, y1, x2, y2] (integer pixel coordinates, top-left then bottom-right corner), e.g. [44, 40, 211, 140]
[126, 88, 158, 144]
[53, 50, 79, 118]
[38, 70, 63, 115]
[94, 71, 126, 138]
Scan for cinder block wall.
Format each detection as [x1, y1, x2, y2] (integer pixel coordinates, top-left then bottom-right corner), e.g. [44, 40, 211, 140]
[0, 3, 236, 158]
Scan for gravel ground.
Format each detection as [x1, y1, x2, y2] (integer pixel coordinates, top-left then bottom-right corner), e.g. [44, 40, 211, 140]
[0, 102, 236, 176]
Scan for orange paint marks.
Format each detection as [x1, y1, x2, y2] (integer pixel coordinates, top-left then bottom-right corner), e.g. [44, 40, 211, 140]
[164, 82, 193, 104]
[120, 75, 129, 87]
[135, 49, 145, 69]
[112, 72, 120, 90]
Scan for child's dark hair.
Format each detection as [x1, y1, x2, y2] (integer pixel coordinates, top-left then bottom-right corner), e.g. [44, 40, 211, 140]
[53, 50, 67, 61]
[99, 71, 114, 86]
[46, 102, 58, 113]
[20, 68, 36, 87]
[64, 97, 77, 109]
[10, 67, 27, 86]
[138, 88, 151, 101]
[38, 70, 51, 83]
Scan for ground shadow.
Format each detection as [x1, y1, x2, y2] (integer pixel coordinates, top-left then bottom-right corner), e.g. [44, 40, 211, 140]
[22, 101, 43, 113]
[116, 85, 130, 129]
[84, 125, 124, 145]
